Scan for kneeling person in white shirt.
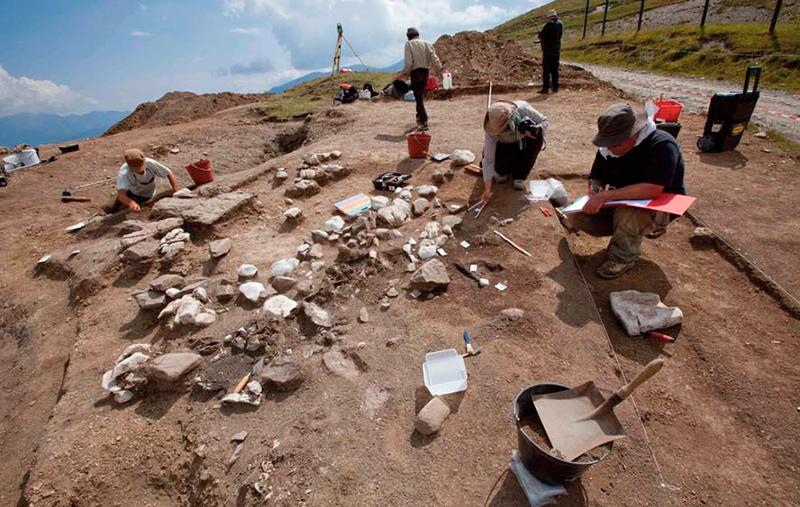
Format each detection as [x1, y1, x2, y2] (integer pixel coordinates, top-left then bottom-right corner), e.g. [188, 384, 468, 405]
[109, 148, 179, 212]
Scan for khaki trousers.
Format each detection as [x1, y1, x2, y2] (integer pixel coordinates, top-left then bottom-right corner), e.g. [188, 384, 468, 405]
[567, 207, 673, 263]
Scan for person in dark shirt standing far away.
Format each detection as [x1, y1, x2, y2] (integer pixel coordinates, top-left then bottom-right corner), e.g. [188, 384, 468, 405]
[537, 10, 563, 94]
[395, 27, 442, 131]
[563, 103, 687, 279]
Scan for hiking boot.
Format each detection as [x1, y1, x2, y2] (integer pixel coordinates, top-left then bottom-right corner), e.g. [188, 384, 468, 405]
[513, 179, 526, 190]
[645, 227, 667, 239]
[596, 259, 636, 279]
[552, 88, 559, 93]
[494, 175, 508, 184]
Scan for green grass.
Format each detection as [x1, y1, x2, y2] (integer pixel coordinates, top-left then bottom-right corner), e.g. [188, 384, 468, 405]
[767, 130, 800, 158]
[257, 71, 394, 120]
[561, 23, 800, 92]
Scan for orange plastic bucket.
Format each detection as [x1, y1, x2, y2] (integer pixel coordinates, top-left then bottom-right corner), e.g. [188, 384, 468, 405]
[654, 100, 683, 123]
[406, 132, 431, 159]
[185, 159, 214, 185]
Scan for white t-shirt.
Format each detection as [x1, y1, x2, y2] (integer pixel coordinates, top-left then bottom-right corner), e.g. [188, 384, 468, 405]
[116, 158, 172, 198]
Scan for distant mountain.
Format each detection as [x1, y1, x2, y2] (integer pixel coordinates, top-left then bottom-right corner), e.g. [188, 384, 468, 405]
[0, 111, 129, 147]
[268, 61, 403, 94]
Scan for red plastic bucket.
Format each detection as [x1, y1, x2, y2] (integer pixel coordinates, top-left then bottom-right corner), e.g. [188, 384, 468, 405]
[406, 132, 431, 159]
[185, 159, 214, 185]
[654, 100, 683, 123]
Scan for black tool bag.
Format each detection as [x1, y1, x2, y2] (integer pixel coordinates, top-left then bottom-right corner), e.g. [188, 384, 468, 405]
[697, 66, 761, 153]
[372, 172, 411, 191]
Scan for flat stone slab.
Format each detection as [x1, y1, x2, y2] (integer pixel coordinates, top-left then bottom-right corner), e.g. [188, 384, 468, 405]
[151, 191, 254, 226]
[609, 290, 684, 336]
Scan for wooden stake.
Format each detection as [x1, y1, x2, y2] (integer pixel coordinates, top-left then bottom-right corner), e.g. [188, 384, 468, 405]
[493, 230, 532, 257]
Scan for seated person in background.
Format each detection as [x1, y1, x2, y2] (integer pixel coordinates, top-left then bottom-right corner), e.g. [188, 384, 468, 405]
[481, 100, 548, 202]
[565, 103, 686, 279]
[108, 148, 179, 213]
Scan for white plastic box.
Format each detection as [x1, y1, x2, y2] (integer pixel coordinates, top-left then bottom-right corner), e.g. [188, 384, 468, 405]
[423, 348, 468, 395]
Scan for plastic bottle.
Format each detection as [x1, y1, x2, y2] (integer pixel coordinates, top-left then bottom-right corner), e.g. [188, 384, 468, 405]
[442, 70, 453, 90]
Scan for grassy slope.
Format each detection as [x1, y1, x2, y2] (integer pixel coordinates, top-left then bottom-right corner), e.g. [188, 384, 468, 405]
[494, 1, 800, 93]
[258, 71, 393, 119]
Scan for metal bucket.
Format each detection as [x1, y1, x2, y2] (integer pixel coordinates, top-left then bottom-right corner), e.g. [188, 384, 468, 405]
[513, 383, 612, 484]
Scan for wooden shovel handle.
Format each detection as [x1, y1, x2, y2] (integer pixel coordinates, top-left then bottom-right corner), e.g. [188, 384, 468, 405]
[615, 358, 665, 403]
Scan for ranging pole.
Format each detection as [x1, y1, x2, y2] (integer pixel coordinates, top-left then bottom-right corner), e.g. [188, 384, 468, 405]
[601, 0, 610, 36]
[770, 0, 783, 33]
[637, 0, 646, 32]
[583, 0, 590, 39]
[700, 0, 710, 28]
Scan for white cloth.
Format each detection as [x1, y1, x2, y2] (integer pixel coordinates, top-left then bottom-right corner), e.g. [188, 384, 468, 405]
[482, 101, 549, 183]
[599, 101, 657, 159]
[116, 158, 172, 199]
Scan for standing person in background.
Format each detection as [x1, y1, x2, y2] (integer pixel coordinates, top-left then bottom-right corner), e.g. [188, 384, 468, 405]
[537, 10, 563, 94]
[395, 27, 442, 131]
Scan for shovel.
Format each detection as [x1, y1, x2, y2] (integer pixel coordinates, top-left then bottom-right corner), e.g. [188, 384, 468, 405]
[532, 358, 665, 462]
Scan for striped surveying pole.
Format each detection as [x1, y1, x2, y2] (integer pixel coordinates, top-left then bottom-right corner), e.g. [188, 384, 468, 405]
[700, 0, 710, 28]
[637, 0, 646, 32]
[770, 0, 783, 33]
[602, 0, 610, 36]
[583, 0, 590, 39]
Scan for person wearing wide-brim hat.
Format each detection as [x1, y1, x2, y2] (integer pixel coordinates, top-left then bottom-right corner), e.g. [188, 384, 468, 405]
[107, 148, 179, 213]
[563, 103, 687, 278]
[480, 100, 549, 204]
[536, 9, 563, 94]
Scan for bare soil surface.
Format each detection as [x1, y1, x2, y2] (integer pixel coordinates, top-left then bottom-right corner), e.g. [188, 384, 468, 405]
[2, 83, 799, 506]
[575, 62, 800, 143]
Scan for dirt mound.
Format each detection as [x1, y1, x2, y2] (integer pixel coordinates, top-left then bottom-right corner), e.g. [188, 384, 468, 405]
[433, 30, 594, 87]
[104, 91, 271, 136]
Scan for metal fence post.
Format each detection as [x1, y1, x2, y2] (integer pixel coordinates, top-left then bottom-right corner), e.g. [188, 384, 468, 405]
[638, 0, 646, 32]
[770, 0, 783, 33]
[583, 0, 590, 39]
[700, 0, 710, 28]
[602, 0, 610, 36]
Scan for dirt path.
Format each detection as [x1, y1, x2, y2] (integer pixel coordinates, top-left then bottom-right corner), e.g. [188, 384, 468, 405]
[2, 85, 800, 506]
[573, 62, 800, 143]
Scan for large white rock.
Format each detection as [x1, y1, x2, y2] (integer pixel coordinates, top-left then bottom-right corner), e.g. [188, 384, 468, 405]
[238, 264, 258, 278]
[323, 216, 345, 233]
[450, 149, 475, 166]
[271, 258, 299, 277]
[371, 196, 390, 210]
[262, 295, 298, 319]
[416, 185, 438, 198]
[239, 282, 267, 302]
[609, 290, 683, 336]
[175, 295, 203, 325]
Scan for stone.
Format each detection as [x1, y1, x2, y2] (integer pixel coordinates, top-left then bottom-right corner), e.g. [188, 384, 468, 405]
[195, 310, 216, 326]
[275, 169, 289, 181]
[213, 279, 237, 302]
[143, 352, 202, 382]
[410, 259, 450, 292]
[285, 179, 321, 198]
[413, 198, 430, 216]
[166, 288, 181, 298]
[311, 230, 329, 243]
[501, 308, 525, 321]
[209, 238, 232, 258]
[193, 287, 208, 303]
[231, 431, 248, 443]
[134, 290, 166, 310]
[262, 295, 298, 319]
[299, 168, 317, 180]
[399, 189, 413, 202]
[423, 221, 441, 238]
[690, 227, 716, 250]
[386, 287, 399, 298]
[406, 262, 417, 272]
[609, 290, 684, 336]
[175, 296, 203, 325]
[175, 279, 208, 297]
[358, 307, 369, 323]
[324, 216, 346, 233]
[304, 302, 332, 328]
[297, 243, 311, 259]
[379, 298, 391, 311]
[271, 258, 299, 277]
[371, 196, 390, 210]
[386, 336, 403, 347]
[295, 279, 315, 297]
[416, 185, 438, 198]
[321, 164, 349, 179]
[238, 264, 258, 278]
[271, 276, 297, 293]
[122, 239, 160, 262]
[151, 192, 254, 226]
[393, 198, 412, 217]
[302, 153, 320, 166]
[284, 207, 303, 220]
[431, 170, 445, 184]
[259, 356, 304, 391]
[442, 215, 462, 230]
[173, 188, 194, 199]
[311, 261, 326, 272]
[309, 243, 324, 259]
[239, 282, 268, 303]
[150, 274, 185, 292]
[323, 348, 360, 379]
[377, 205, 410, 228]
[418, 242, 437, 260]
[450, 149, 475, 166]
[415, 396, 451, 435]
[330, 150, 342, 159]
[170, 147, 180, 154]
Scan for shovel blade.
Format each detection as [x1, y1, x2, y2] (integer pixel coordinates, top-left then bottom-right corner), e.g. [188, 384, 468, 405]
[533, 381, 626, 462]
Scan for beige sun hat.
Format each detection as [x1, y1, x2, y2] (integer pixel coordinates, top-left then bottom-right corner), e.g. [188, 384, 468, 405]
[124, 148, 146, 171]
[592, 103, 649, 147]
[547, 9, 558, 18]
[483, 101, 517, 136]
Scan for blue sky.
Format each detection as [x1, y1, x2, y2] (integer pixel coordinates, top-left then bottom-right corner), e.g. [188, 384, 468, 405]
[0, 0, 547, 116]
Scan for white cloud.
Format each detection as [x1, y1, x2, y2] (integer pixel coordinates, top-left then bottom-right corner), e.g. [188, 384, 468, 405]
[221, 0, 535, 69]
[0, 65, 96, 116]
[230, 27, 262, 35]
[130, 31, 153, 37]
